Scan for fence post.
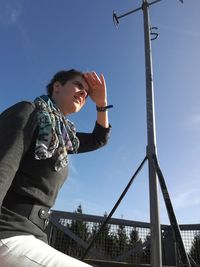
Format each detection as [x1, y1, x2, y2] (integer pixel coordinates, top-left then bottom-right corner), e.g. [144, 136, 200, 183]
[162, 227, 176, 265]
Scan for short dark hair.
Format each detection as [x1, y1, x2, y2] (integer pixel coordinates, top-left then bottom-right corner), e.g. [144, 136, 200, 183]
[46, 69, 83, 97]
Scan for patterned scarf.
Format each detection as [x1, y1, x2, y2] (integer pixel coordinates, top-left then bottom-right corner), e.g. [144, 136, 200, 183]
[34, 95, 80, 171]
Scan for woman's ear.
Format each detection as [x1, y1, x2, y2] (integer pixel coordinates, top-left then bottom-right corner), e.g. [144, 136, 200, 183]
[53, 81, 61, 94]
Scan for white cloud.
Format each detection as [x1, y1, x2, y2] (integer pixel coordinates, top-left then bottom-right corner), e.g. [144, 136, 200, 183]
[169, 177, 200, 210]
[0, 1, 33, 60]
[160, 24, 200, 39]
[173, 189, 200, 209]
[0, 2, 23, 26]
[8, 8, 20, 24]
[190, 114, 200, 124]
[68, 157, 79, 177]
[184, 113, 200, 131]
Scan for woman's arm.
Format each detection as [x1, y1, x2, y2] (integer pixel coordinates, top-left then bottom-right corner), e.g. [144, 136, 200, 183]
[71, 72, 112, 153]
[83, 72, 110, 129]
[75, 122, 111, 153]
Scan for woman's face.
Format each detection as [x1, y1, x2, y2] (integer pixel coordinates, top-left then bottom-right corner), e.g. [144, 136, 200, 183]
[53, 75, 89, 115]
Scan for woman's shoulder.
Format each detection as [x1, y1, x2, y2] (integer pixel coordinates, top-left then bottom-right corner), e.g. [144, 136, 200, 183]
[2, 101, 35, 114]
[10, 100, 36, 111]
[0, 101, 37, 124]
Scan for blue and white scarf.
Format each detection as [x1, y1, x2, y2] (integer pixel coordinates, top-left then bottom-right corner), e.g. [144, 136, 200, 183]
[34, 95, 80, 171]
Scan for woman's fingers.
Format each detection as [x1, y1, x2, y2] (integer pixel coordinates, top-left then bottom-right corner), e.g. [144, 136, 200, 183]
[99, 73, 105, 87]
[84, 72, 102, 86]
[91, 71, 101, 84]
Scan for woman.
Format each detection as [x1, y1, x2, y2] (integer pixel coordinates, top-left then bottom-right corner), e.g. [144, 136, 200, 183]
[0, 69, 112, 266]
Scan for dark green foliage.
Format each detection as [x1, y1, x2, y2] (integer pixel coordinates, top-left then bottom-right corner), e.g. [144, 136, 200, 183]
[126, 227, 144, 263]
[52, 205, 151, 264]
[67, 204, 90, 258]
[141, 233, 151, 263]
[91, 212, 117, 258]
[189, 232, 200, 263]
[129, 227, 141, 246]
[115, 224, 129, 256]
[70, 204, 90, 241]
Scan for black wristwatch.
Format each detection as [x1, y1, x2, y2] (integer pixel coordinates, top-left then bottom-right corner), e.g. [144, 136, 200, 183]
[96, 105, 113, 112]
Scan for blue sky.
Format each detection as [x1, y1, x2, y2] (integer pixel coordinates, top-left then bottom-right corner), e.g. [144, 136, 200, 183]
[0, 0, 200, 225]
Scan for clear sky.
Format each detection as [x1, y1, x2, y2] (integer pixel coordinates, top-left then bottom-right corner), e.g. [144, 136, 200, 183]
[0, 0, 200, 225]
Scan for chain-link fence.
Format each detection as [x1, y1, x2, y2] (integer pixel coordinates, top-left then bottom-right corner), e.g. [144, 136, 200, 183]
[46, 210, 200, 266]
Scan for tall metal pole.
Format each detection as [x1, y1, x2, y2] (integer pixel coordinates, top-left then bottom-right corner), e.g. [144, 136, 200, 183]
[82, 1, 188, 265]
[142, 1, 162, 266]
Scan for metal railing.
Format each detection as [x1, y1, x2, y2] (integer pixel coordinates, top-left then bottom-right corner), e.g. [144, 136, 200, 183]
[46, 210, 200, 266]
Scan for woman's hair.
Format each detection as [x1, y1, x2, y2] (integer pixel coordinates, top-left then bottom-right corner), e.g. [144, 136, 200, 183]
[46, 69, 83, 97]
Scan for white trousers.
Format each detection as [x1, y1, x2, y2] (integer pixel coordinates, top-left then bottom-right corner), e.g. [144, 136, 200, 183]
[0, 235, 93, 267]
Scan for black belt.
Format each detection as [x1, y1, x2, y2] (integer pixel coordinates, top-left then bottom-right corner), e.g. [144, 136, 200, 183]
[2, 193, 51, 231]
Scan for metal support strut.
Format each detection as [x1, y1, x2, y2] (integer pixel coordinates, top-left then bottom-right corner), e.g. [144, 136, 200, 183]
[81, 156, 148, 260]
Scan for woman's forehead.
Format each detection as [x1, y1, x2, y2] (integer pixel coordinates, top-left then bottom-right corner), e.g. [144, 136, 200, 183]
[73, 76, 89, 90]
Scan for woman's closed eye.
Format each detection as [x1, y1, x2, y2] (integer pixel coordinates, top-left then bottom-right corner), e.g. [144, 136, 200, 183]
[74, 81, 89, 97]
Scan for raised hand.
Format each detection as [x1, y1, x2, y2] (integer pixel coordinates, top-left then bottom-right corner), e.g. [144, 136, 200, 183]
[83, 71, 107, 107]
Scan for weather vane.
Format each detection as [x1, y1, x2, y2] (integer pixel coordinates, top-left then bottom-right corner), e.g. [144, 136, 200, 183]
[82, 1, 196, 266]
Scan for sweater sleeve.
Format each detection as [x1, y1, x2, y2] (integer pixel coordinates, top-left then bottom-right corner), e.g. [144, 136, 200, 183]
[74, 121, 111, 153]
[0, 101, 37, 206]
